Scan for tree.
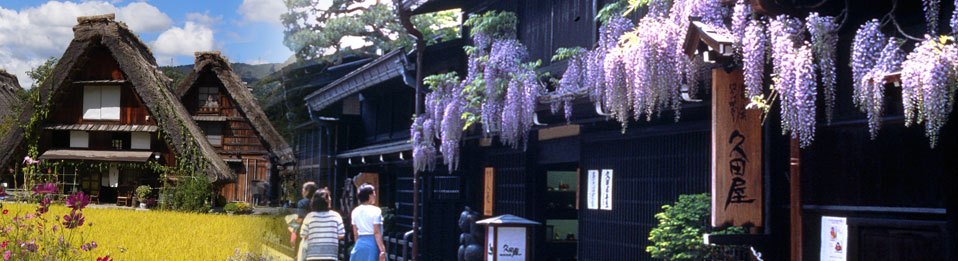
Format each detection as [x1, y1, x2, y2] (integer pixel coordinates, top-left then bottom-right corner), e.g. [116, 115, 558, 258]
[26, 57, 58, 89]
[160, 66, 187, 88]
[281, 0, 459, 63]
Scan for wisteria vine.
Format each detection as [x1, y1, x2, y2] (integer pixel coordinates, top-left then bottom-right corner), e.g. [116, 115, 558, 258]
[806, 13, 839, 124]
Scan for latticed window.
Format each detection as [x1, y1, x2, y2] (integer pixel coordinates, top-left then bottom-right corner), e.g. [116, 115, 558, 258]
[198, 86, 220, 108]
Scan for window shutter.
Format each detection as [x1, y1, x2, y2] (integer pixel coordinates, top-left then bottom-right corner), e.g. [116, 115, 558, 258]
[100, 85, 121, 120]
[69, 131, 89, 148]
[131, 132, 151, 150]
[82, 86, 101, 119]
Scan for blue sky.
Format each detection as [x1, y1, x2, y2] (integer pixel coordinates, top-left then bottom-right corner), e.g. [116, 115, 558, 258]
[1, 0, 293, 87]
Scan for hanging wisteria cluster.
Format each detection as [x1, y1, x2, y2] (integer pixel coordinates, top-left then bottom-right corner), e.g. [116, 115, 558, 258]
[924, 0, 941, 34]
[551, 0, 726, 129]
[861, 38, 905, 139]
[552, 47, 588, 121]
[901, 36, 958, 148]
[412, 11, 544, 172]
[806, 13, 839, 123]
[742, 20, 767, 99]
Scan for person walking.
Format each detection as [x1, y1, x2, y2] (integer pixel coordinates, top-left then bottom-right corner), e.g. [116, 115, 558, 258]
[290, 182, 318, 261]
[350, 184, 386, 261]
[299, 188, 345, 261]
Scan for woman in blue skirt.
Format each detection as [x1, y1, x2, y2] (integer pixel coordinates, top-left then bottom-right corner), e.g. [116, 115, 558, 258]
[350, 184, 386, 261]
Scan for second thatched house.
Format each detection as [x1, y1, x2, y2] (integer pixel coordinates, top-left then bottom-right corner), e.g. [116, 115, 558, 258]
[1, 70, 24, 181]
[174, 51, 295, 204]
[8, 14, 233, 203]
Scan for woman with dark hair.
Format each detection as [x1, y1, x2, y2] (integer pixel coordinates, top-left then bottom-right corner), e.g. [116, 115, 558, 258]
[299, 188, 345, 261]
[291, 182, 318, 261]
[350, 183, 386, 261]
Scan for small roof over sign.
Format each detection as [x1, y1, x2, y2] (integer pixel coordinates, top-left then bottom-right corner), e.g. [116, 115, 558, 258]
[476, 215, 541, 226]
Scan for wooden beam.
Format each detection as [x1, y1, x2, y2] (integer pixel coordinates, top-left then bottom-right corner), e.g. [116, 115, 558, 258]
[789, 138, 802, 261]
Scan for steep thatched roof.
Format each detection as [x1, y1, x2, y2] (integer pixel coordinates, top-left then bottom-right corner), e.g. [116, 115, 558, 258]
[0, 70, 24, 171]
[27, 14, 234, 182]
[174, 51, 295, 166]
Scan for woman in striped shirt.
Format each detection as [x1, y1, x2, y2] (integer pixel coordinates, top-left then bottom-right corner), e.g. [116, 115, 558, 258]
[299, 188, 345, 261]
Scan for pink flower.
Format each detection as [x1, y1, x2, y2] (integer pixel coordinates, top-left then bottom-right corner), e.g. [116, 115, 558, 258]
[3, 250, 9, 260]
[97, 255, 112, 261]
[22, 156, 39, 165]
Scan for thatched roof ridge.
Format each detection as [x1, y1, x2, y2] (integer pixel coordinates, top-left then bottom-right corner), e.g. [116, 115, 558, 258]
[175, 51, 296, 166]
[28, 14, 234, 182]
[0, 70, 24, 171]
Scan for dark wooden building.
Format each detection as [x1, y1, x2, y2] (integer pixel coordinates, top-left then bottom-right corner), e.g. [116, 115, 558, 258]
[174, 52, 295, 204]
[3, 14, 233, 203]
[404, 1, 958, 261]
[300, 38, 468, 260]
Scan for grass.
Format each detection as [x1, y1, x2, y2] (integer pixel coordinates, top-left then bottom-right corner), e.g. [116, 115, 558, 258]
[1, 203, 294, 260]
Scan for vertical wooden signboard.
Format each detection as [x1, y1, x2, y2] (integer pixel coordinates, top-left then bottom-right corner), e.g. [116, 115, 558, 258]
[711, 69, 763, 227]
[484, 167, 495, 216]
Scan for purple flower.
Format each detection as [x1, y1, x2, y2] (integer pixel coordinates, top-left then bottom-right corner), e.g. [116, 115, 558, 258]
[62, 209, 86, 229]
[36, 197, 52, 215]
[20, 241, 37, 252]
[806, 13, 839, 124]
[66, 191, 91, 210]
[81, 241, 98, 251]
[31, 183, 57, 195]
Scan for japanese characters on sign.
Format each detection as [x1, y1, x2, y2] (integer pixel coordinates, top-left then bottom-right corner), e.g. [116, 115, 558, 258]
[711, 69, 763, 227]
[600, 169, 613, 211]
[587, 170, 599, 210]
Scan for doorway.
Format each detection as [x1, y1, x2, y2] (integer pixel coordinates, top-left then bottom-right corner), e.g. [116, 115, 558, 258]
[539, 163, 579, 261]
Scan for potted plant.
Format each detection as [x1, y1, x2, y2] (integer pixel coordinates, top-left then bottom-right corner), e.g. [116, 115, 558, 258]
[135, 185, 152, 209]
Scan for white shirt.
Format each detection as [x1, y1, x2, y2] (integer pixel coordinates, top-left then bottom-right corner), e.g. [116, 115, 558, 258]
[351, 204, 382, 235]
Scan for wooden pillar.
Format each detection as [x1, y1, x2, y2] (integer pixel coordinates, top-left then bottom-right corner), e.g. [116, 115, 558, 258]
[789, 138, 802, 261]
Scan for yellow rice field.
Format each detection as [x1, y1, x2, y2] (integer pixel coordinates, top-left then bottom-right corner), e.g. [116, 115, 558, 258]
[1, 203, 294, 260]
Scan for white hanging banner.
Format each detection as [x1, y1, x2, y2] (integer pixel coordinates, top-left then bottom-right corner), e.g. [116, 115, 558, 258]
[587, 170, 599, 210]
[600, 169, 613, 210]
[820, 216, 848, 261]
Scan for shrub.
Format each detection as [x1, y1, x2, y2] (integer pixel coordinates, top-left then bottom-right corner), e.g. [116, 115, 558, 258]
[166, 177, 212, 213]
[646, 193, 746, 260]
[225, 202, 254, 215]
[135, 185, 152, 202]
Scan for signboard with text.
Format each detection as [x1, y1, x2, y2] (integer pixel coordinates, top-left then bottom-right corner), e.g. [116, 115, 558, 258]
[600, 169, 613, 211]
[587, 170, 599, 210]
[711, 69, 763, 227]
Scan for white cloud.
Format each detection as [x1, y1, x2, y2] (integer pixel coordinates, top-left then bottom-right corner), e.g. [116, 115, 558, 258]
[238, 0, 285, 26]
[151, 22, 216, 65]
[0, 1, 170, 87]
[186, 11, 223, 26]
[116, 2, 172, 32]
